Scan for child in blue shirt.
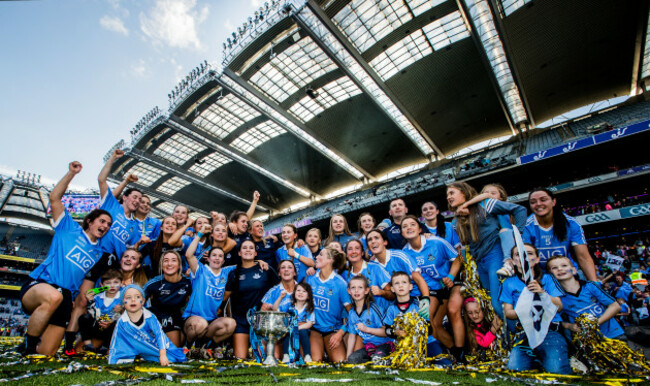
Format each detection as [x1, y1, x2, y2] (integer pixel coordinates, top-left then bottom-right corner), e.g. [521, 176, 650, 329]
[273, 282, 315, 363]
[78, 269, 123, 353]
[546, 255, 625, 339]
[346, 276, 393, 364]
[108, 284, 186, 365]
[499, 243, 570, 374]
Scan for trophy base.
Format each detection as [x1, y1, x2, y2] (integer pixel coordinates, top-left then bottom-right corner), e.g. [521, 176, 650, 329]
[262, 355, 279, 366]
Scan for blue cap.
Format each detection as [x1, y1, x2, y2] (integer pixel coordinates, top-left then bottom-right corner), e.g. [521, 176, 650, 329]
[120, 284, 145, 305]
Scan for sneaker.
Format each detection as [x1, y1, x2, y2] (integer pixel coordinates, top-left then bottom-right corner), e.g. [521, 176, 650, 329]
[496, 264, 514, 277]
[303, 354, 312, 363]
[282, 354, 290, 363]
[95, 346, 108, 355]
[63, 348, 81, 357]
[82, 344, 96, 354]
[200, 348, 213, 359]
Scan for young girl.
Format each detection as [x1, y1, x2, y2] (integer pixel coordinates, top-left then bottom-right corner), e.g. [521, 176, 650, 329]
[343, 239, 393, 311]
[108, 284, 186, 365]
[447, 182, 527, 318]
[463, 297, 501, 356]
[499, 243, 569, 374]
[324, 214, 355, 249]
[276, 224, 314, 282]
[346, 276, 393, 364]
[305, 247, 349, 362]
[273, 282, 315, 363]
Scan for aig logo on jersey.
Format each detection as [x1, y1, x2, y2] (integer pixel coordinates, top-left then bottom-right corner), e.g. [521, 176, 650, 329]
[65, 246, 98, 271]
[206, 284, 224, 299]
[314, 295, 330, 312]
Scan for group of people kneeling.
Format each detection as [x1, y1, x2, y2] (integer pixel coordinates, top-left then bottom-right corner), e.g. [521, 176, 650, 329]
[17, 153, 642, 373]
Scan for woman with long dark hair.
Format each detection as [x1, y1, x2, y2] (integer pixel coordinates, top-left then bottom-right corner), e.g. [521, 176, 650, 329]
[225, 239, 279, 359]
[523, 188, 596, 281]
[421, 201, 460, 249]
[343, 239, 393, 311]
[19, 161, 112, 356]
[138, 217, 185, 278]
[446, 181, 527, 318]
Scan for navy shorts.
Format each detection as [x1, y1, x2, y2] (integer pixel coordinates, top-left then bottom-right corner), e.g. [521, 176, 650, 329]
[233, 315, 250, 335]
[20, 278, 73, 328]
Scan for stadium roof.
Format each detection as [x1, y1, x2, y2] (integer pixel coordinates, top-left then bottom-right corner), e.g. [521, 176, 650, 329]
[0, 176, 52, 230]
[103, 0, 648, 219]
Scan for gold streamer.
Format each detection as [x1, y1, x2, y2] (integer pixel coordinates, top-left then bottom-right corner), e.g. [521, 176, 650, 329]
[572, 313, 650, 374]
[460, 249, 507, 362]
[383, 312, 428, 370]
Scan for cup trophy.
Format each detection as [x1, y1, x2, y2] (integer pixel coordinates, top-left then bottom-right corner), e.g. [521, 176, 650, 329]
[248, 311, 291, 365]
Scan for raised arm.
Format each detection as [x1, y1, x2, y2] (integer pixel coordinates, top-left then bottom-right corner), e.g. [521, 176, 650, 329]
[50, 162, 83, 221]
[98, 149, 125, 198]
[184, 223, 207, 275]
[169, 218, 195, 247]
[112, 173, 139, 199]
[245, 190, 260, 220]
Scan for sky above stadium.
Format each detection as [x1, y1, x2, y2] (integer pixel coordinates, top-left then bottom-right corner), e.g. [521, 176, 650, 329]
[0, 0, 260, 190]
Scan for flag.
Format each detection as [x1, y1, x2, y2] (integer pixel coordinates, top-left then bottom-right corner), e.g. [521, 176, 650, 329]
[512, 227, 557, 348]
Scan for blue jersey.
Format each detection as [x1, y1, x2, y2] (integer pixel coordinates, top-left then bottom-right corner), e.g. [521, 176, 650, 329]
[30, 211, 104, 292]
[615, 282, 633, 300]
[326, 233, 356, 249]
[275, 245, 313, 282]
[91, 292, 122, 321]
[137, 217, 162, 240]
[306, 271, 349, 332]
[108, 309, 186, 364]
[348, 302, 392, 346]
[425, 222, 461, 249]
[261, 282, 296, 311]
[499, 274, 564, 323]
[279, 303, 316, 324]
[182, 264, 235, 320]
[523, 214, 586, 270]
[402, 235, 458, 290]
[558, 281, 624, 338]
[180, 236, 211, 272]
[382, 297, 424, 326]
[99, 189, 141, 258]
[372, 249, 422, 297]
[342, 261, 391, 310]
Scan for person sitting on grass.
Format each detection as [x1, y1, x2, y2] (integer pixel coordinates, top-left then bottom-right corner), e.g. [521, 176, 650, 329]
[546, 255, 625, 340]
[382, 271, 451, 365]
[108, 284, 186, 365]
[500, 243, 569, 374]
[272, 282, 315, 363]
[463, 297, 502, 358]
[77, 269, 123, 354]
[346, 275, 393, 364]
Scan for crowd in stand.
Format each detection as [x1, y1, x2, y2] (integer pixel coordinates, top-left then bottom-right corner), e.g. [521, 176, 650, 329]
[13, 151, 649, 372]
[563, 193, 649, 217]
